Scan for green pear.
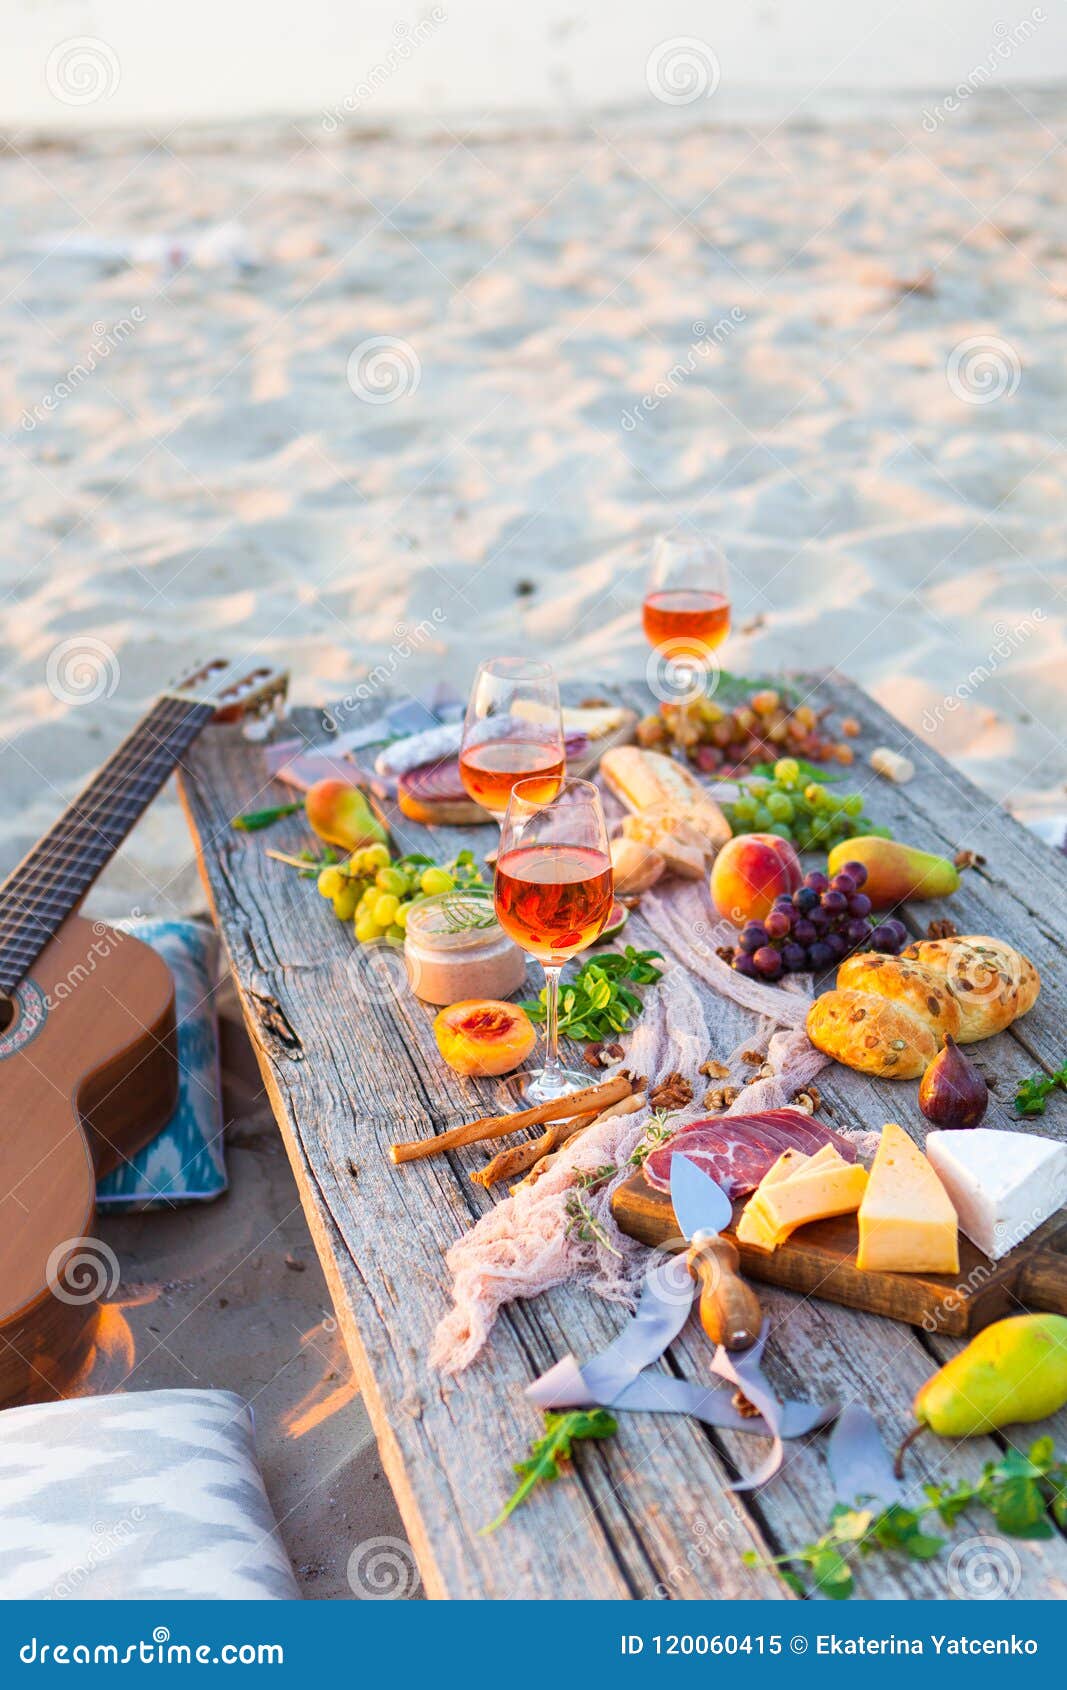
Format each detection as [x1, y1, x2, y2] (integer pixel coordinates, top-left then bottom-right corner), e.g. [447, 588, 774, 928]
[306, 779, 388, 851]
[828, 837, 960, 908]
[914, 1314, 1067, 1438]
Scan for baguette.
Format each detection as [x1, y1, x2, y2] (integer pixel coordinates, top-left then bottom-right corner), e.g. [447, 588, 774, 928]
[807, 937, 1039, 1077]
[600, 747, 731, 851]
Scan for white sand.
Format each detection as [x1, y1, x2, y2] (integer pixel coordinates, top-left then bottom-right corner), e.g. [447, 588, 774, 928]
[3, 93, 1067, 916]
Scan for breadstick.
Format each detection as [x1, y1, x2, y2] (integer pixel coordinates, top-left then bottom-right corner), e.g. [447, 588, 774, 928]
[388, 1074, 631, 1164]
[510, 1090, 648, 1194]
[471, 1111, 598, 1189]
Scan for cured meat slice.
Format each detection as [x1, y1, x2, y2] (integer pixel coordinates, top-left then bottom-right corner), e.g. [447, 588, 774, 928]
[643, 1110, 855, 1201]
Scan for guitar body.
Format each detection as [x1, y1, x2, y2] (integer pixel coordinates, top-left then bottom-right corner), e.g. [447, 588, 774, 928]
[0, 918, 178, 1407]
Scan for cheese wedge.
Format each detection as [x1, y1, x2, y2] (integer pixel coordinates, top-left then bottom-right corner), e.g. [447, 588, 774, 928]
[759, 1161, 868, 1242]
[736, 1149, 809, 1249]
[926, 1129, 1067, 1261]
[856, 1123, 958, 1274]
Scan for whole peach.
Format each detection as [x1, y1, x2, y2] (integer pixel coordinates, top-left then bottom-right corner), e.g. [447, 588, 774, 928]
[710, 833, 803, 927]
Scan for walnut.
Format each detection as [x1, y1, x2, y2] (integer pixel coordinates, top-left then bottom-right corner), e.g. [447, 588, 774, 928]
[791, 1085, 824, 1115]
[699, 1059, 731, 1080]
[731, 1389, 761, 1419]
[715, 946, 736, 965]
[584, 1043, 604, 1068]
[703, 1085, 740, 1111]
[739, 1049, 765, 1067]
[650, 1071, 693, 1111]
[927, 918, 959, 939]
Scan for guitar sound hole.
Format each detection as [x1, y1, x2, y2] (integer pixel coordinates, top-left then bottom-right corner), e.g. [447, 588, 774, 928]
[0, 997, 13, 1035]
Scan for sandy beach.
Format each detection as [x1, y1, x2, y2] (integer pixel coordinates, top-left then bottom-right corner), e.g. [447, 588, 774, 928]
[3, 91, 1067, 915]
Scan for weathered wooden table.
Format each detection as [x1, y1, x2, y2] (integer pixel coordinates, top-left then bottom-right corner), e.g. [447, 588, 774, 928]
[179, 673, 1067, 1600]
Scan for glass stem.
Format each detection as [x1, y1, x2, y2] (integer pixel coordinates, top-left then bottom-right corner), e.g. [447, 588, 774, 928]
[541, 964, 563, 1076]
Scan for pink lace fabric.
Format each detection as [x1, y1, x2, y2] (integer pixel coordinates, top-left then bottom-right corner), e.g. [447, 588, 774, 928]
[429, 879, 833, 1375]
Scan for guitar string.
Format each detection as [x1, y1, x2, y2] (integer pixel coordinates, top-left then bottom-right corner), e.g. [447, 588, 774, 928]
[0, 698, 214, 975]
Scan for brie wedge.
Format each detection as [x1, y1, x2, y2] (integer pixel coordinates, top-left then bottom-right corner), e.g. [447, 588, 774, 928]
[925, 1129, 1067, 1261]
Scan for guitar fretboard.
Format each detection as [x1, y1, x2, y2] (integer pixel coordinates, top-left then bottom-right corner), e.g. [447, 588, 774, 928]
[0, 696, 213, 996]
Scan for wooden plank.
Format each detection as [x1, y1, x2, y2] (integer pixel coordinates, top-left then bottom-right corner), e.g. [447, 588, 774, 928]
[178, 673, 1067, 1599]
[177, 709, 782, 1601]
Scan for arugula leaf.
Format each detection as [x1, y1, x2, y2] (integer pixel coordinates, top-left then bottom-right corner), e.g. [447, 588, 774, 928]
[1015, 1062, 1067, 1117]
[232, 801, 305, 831]
[482, 1410, 617, 1533]
[522, 948, 663, 1041]
[749, 758, 841, 785]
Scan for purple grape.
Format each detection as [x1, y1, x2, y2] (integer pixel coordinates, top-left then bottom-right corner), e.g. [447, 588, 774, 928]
[821, 889, 848, 916]
[794, 886, 818, 914]
[809, 904, 831, 930]
[732, 951, 758, 977]
[805, 871, 829, 894]
[831, 873, 857, 896]
[825, 932, 848, 961]
[807, 940, 833, 970]
[793, 917, 817, 945]
[738, 923, 768, 954]
[868, 924, 900, 953]
[781, 942, 807, 971]
[847, 892, 872, 919]
[752, 945, 784, 980]
[885, 918, 909, 945]
[765, 909, 793, 940]
[773, 893, 795, 909]
[845, 917, 872, 946]
[840, 860, 868, 887]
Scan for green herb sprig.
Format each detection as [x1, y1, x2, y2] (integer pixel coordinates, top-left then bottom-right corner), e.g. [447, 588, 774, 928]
[232, 800, 305, 831]
[1015, 1063, 1067, 1117]
[522, 947, 663, 1042]
[482, 1410, 618, 1534]
[743, 1439, 1067, 1598]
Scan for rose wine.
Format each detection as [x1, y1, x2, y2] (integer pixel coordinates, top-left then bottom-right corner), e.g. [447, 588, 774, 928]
[494, 843, 613, 964]
[642, 588, 731, 650]
[459, 739, 565, 813]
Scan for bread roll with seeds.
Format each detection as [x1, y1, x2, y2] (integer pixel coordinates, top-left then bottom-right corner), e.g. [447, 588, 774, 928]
[898, 935, 1040, 1041]
[836, 953, 962, 1043]
[807, 990, 938, 1079]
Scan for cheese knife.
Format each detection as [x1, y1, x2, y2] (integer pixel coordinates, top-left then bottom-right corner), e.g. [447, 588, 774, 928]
[669, 1154, 762, 1352]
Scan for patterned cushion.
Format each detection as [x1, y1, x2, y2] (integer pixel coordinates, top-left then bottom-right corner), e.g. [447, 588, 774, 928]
[96, 920, 227, 1212]
[0, 1390, 298, 1600]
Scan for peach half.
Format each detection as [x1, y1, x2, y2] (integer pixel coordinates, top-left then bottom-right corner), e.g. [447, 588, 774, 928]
[433, 999, 537, 1077]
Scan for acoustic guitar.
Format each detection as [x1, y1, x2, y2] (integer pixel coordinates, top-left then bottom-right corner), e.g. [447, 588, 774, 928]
[0, 658, 288, 1408]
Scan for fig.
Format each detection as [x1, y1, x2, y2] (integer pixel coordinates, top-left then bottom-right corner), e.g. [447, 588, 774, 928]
[918, 1035, 987, 1130]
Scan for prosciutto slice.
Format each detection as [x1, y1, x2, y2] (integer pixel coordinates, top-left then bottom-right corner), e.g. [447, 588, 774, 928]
[643, 1109, 857, 1200]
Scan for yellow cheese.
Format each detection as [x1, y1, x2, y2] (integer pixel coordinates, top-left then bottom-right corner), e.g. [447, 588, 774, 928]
[736, 1146, 848, 1250]
[736, 1150, 808, 1249]
[856, 1123, 959, 1274]
[760, 1162, 868, 1240]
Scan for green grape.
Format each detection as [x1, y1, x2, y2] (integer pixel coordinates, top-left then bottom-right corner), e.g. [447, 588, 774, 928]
[774, 758, 800, 786]
[421, 867, 455, 896]
[748, 780, 771, 800]
[766, 792, 794, 821]
[767, 822, 793, 841]
[731, 795, 758, 824]
[363, 843, 391, 869]
[317, 865, 345, 899]
[843, 793, 864, 817]
[394, 901, 412, 931]
[375, 866, 407, 896]
[355, 914, 381, 944]
[332, 885, 359, 921]
[803, 783, 823, 807]
[386, 923, 405, 944]
[373, 892, 400, 926]
[753, 804, 774, 829]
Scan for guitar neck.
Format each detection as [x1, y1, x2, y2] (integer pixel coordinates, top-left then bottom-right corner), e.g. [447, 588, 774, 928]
[0, 695, 214, 995]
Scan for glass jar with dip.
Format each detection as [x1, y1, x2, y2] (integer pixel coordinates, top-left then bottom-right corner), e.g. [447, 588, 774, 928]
[403, 891, 528, 1007]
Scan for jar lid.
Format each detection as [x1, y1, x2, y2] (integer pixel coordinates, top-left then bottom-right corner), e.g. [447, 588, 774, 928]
[404, 891, 503, 951]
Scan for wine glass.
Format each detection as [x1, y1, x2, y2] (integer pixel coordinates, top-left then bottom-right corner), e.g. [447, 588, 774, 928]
[642, 535, 730, 700]
[494, 777, 614, 1104]
[458, 657, 566, 822]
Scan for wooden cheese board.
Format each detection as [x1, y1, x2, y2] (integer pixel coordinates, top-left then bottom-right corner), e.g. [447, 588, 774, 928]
[612, 1169, 1067, 1337]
